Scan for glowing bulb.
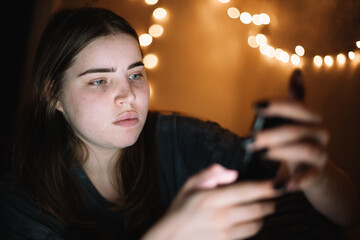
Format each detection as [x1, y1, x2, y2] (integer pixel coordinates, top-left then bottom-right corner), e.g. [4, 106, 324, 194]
[291, 54, 300, 65]
[144, 54, 158, 69]
[313, 55, 323, 67]
[139, 34, 153, 47]
[259, 13, 270, 25]
[240, 12, 252, 24]
[248, 36, 259, 48]
[295, 45, 305, 56]
[356, 41, 360, 48]
[252, 14, 262, 25]
[275, 48, 283, 60]
[324, 55, 334, 67]
[218, 0, 230, 3]
[227, 7, 240, 19]
[266, 46, 275, 58]
[337, 53, 346, 65]
[280, 51, 290, 63]
[259, 44, 268, 55]
[348, 51, 355, 60]
[145, 0, 158, 5]
[153, 8, 167, 20]
[255, 34, 267, 46]
[149, 24, 164, 37]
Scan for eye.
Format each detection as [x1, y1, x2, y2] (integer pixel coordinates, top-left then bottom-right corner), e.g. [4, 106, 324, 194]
[89, 79, 107, 86]
[129, 73, 143, 81]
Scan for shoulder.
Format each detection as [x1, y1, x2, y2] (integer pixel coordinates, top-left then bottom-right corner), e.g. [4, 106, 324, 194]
[0, 173, 65, 239]
[153, 111, 246, 170]
[154, 110, 223, 133]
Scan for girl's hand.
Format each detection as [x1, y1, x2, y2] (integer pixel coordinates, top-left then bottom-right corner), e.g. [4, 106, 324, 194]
[249, 100, 330, 192]
[142, 164, 282, 240]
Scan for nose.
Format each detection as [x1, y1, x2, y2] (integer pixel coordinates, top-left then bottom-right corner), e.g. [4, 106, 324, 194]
[114, 79, 135, 106]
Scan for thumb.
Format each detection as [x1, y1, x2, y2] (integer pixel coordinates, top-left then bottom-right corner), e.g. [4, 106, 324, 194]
[184, 164, 238, 191]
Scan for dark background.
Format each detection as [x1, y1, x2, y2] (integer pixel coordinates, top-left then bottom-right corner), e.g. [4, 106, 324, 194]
[1, 1, 35, 176]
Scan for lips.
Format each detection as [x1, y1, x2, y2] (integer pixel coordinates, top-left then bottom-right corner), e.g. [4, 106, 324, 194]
[113, 111, 139, 127]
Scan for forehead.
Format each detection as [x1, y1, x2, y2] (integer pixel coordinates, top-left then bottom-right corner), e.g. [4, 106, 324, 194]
[71, 34, 142, 71]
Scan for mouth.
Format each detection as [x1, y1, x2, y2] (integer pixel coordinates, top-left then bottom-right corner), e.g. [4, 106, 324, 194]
[113, 111, 139, 127]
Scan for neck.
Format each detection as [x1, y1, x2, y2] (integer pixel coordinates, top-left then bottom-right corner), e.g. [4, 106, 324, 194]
[82, 147, 123, 202]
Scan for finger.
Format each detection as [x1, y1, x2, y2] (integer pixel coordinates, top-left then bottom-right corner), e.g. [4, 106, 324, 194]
[204, 181, 282, 208]
[250, 124, 329, 151]
[264, 142, 328, 168]
[287, 165, 320, 192]
[228, 219, 264, 240]
[256, 100, 321, 123]
[182, 164, 238, 191]
[222, 201, 275, 226]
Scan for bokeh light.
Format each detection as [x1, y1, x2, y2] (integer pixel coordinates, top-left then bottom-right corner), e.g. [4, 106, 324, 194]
[291, 54, 300, 65]
[336, 53, 346, 65]
[240, 12, 252, 24]
[295, 45, 305, 56]
[324, 55, 334, 67]
[139, 33, 153, 47]
[149, 24, 164, 37]
[259, 13, 270, 25]
[227, 7, 240, 19]
[144, 54, 158, 69]
[145, 0, 158, 5]
[255, 34, 267, 46]
[314, 55, 323, 67]
[153, 8, 167, 20]
[252, 14, 262, 25]
[348, 51, 355, 60]
[248, 36, 259, 48]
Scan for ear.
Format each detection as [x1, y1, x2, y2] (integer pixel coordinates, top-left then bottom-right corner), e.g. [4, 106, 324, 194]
[44, 79, 64, 112]
[288, 68, 305, 102]
[55, 100, 64, 113]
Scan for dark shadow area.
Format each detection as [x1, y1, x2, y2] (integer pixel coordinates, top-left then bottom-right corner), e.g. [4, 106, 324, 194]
[1, 1, 35, 177]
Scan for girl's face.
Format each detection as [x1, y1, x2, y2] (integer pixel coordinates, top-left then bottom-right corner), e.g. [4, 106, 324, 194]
[57, 34, 149, 153]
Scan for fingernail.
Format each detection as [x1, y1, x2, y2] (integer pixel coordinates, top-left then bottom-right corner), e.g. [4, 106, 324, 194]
[254, 101, 269, 111]
[273, 181, 288, 193]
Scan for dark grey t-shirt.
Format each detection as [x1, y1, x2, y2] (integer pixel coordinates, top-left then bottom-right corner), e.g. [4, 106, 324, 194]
[0, 112, 345, 239]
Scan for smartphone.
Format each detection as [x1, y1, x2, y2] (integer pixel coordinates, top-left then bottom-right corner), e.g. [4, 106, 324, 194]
[239, 115, 298, 180]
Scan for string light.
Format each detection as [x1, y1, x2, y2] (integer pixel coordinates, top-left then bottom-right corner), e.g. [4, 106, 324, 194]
[337, 53, 346, 65]
[252, 14, 262, 25]
[218, 0, 231, 3]
[142, 0, 359, 71]
[240, 12, 252, 24]
[139, 33, 153, 46]
[145, 0, 158, 5]
[324, 55, 334, 67]
[314, 55, 323, 67]
[144, 54, 158, 69]
[153, 7, 167, 20]
[248, 36, 259, 48]
[255, 34, 267, 46]
[227, 7, 240, 19]
[149, 24, 164, 37]
[295, 45, 305, 56]
[259, 13, 270, 25]
[348, 51, 355, 60]
[291, 54, 301, 65]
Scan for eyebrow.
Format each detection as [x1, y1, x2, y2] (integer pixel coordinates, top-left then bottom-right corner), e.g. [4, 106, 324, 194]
[77, 61, 144, 77]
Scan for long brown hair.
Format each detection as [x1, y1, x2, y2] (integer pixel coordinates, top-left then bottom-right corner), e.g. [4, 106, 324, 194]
[12, 7, 159, 231]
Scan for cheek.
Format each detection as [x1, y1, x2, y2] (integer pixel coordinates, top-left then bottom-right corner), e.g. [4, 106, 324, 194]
[62, 91, 109, 129]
